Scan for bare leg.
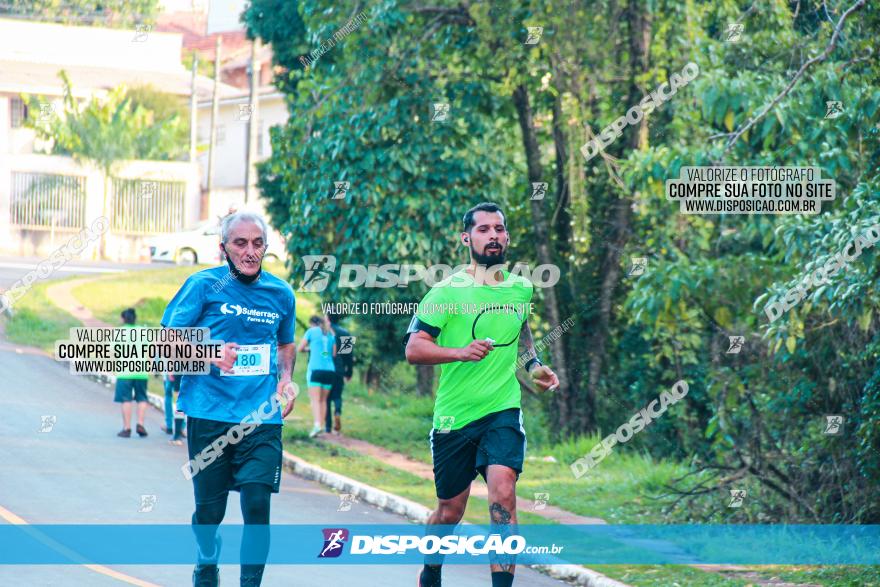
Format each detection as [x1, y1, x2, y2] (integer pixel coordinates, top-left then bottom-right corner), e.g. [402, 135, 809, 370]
[487, 465, 518, 580]
[136, 401, 148, 426]
[318, 388, 330, 428]
[308, 386, 322, 426]
[121, 401, 132, 429]
[420, 485, 470, 586]
[426, 485, 469, 526]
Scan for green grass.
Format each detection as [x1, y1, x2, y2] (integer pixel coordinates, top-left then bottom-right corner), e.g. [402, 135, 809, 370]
[747, 565, 880, 586]
[5, 278, 83, 352]
[514, 452, 689, 524]
[305, 377, 691, 524]
[329, 375, 435, 461]
[591, 565, 880, 587]
[277, 355, 880, 587]
[71, 261, 293, 326]
[590, 564, 752, 587]
[286, 436, 550, 526]
[73, 265, 204, 326]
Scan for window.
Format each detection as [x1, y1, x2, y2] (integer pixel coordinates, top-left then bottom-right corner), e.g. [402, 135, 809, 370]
[10, 97, 27, 128]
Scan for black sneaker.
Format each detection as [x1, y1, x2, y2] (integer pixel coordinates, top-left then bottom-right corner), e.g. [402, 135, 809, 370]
[117, 429, 131, 438]
[419, 565, 441, 587]
[240, 565, 264, 587]
[192, 564, 219, 587]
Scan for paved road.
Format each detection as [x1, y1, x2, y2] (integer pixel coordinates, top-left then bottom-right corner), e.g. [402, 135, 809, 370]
[0, 256, 163, 291]
[0, 343, 565, 586]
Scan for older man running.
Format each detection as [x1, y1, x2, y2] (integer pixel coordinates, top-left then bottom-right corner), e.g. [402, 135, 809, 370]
[161, 211, 297, 587]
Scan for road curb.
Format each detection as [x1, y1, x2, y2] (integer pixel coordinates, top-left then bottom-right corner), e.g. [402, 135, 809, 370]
[279, 450, 631, 587]
[281, 451, 431, 523]
[531, 565, 631, 587]
[146, 390, 164, 413]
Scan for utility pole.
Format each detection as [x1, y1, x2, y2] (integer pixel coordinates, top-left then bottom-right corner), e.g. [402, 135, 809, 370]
[206, 36, 222, 199]
[244, 38, 261, 204]
[189, 54, 198, 163]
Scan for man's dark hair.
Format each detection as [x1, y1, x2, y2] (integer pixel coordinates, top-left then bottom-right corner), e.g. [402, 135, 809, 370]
[327, 312, 346, 324]
[121, 308, 136, 324]
[462, 202, 505, 232]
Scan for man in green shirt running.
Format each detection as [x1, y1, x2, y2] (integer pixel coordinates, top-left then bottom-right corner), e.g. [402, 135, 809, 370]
[405, 202, 559, 587]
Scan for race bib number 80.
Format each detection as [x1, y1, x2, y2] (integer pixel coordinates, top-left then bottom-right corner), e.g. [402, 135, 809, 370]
[220, 344, 270, 377]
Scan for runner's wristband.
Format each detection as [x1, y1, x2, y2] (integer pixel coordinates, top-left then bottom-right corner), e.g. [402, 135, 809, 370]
[524, 357, 543, 373]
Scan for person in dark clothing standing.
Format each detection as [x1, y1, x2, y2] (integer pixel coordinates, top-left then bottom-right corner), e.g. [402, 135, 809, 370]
[325, 313, 354, 434]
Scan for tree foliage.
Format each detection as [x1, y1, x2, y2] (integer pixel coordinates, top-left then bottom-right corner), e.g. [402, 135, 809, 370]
[26, 72, 187, 171]
[0, 0, 158, 27]
[247, 0, 880, 522]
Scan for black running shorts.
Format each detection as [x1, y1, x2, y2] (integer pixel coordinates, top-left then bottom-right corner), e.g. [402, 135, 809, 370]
[186, 416, 283, 504]
[429, 408, 526, 500]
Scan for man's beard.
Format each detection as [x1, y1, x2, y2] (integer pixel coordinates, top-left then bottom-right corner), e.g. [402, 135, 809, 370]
[471, 244, 506, 267]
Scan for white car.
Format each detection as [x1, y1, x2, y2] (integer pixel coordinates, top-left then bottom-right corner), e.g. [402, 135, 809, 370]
[146, 220, 285, 266]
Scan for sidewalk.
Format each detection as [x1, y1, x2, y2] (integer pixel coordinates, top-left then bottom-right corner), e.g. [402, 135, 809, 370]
[46, 278, 108, 327]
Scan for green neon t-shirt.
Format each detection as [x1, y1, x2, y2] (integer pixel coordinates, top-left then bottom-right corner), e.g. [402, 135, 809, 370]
[118, 323, 150, 380]
[415, 269, 533, 430]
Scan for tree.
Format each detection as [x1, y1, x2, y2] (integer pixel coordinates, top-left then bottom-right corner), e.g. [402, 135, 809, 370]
[622, 0, 879, 521]
[245, 0, 519, 393]
[127, 85, 190, 156]
[246, 0, 880, 522]
[26, 71, 186, 257]
[0, 0, 158, 27]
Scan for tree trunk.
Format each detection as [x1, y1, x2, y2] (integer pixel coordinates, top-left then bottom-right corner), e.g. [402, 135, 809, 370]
[416, 364, 434, 396]
[582, 0, 652, 432]
[551, 94, 573, 267]
[512, 84, 573, 432]
[549, 89, 582, 431]
[364, 362, 381, 392]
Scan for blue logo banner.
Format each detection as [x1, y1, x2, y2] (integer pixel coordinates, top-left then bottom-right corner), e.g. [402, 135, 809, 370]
[1, 524, 877, 565]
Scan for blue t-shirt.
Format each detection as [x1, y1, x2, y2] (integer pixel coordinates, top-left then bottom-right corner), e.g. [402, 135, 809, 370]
[160, 266, 296, 424]
[304, 326, 335, 373]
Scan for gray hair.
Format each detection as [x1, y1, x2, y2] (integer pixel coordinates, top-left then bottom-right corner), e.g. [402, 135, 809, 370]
[221, 212, 268, 244]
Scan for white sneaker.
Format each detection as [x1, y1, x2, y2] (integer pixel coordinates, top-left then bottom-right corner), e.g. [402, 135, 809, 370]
[309, 423, 322, 438]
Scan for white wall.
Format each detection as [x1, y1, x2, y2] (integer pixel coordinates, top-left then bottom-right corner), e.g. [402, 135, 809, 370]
[196, 95, 288, 189]
[0, 18, 185, 75]
[0, 96, 8, 154]
[0, 97, 9, 244]
[0, 154, 200, 261]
